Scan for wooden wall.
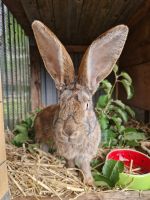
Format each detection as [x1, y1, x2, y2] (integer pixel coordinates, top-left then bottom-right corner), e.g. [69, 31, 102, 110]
[30, 44, 42, 110]
[119, 11, 150, 112]
[0, 73, 9, 199]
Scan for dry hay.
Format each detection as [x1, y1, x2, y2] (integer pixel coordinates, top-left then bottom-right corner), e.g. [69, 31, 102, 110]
[126, 119, 150, 134]
[126, 119, 150, 155]
[6, 119, 150, 199]
[6, 143, 101, 200]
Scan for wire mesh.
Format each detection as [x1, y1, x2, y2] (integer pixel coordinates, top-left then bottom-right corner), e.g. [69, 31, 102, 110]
[0, 1, 31, 129]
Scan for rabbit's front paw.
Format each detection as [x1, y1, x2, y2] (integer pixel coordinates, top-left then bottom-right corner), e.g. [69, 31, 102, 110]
[66, 159, 75, 168]
[84, 176, 94, 186]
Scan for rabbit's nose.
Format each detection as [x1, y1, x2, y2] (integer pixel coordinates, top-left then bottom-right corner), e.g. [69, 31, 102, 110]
[64, 129, 72, 137]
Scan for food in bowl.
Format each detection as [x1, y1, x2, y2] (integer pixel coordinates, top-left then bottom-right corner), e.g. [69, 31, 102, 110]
[106, 149, 150, 190]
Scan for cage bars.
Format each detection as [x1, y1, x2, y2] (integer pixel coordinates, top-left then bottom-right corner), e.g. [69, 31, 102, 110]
[0, 0, 31, 129]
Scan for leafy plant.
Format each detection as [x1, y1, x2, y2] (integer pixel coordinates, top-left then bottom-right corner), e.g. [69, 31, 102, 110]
[92, 159, 124, 188]
[12, 109, 41, 147]
[96, 65, 146, 147]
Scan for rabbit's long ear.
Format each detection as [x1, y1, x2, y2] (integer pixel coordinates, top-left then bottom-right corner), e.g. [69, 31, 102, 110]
[78, 25, 129, 94]
[32, 20, 75, 90]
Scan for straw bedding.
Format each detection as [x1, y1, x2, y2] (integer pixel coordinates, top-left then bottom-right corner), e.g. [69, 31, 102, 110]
[6, 143, 100, 200]
[6, 120, 150, 199]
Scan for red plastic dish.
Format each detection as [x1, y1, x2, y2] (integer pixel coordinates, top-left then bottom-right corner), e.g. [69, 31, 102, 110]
[106, 149, 150, 174]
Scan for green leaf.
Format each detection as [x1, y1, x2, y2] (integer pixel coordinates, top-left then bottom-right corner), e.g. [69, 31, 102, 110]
[110, 105, 128, 123]
[124, 131, 146, 141]
[97, 95, 108, 108]
[121, 79, 134, 99]
[21, 117, 33, 128]
[117, 125, 125, 133]
[95, 180, 110, 188]
[14, 125, 28, 134]
[27, 143, 39, 153]
[113, 64, 118, 74]
[91, 159, 101, 168]
[125, 105, 135, 118]
[12, 133, 29, 146]
[124, 127, 137, 133]
[103, 129, 117, 147]
[102, 160, 124, 187]
[93, 172, 111, 188]
[99, 115, 109, 130]
[120, 72, 132, 84]
[111, 117, 122, 127]
[25, 117, 33, 127]
[112, 100, 126, 109]
[126, 140, 139, 147]
[35, 108, 42, 113]
[101, 80, 112, 94]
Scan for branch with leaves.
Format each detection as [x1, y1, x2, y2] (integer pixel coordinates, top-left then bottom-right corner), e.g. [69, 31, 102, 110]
[96, 65, 146, 148]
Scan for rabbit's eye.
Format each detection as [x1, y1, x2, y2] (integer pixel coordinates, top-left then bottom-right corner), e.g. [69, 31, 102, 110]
[86, 103, 89, 110]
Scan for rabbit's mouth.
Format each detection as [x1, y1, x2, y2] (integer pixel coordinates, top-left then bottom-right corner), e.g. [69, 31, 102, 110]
[57, 131, 83, 145]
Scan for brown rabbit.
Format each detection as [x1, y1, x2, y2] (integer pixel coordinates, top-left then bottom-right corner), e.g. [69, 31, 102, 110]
[32, 21, 128, 185]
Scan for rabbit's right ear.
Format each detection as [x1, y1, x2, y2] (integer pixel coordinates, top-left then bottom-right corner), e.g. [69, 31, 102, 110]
[32, 20, 75, 90]
[78, 25, 128, 94]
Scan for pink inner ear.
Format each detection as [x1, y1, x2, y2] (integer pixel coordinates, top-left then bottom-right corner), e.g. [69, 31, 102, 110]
[78, 25, 129, 93]
[32, 20, 75, 89]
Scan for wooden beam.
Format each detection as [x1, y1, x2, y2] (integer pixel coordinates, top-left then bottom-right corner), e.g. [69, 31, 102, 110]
[127, 0, 150, 28]
[0, 73, 9, 199]
[20, 0, 41, 23]
[144, 110, 150, 123]
[0, 163, 9, 199]
[0, 77, 6, 165]
[119, 63, 150, 110]
[13, 191, 150, 200]
[34, 0, 56, 33]
[65, 45, 88, 53]
[120, 12, 150, 67]
[30, 43, 42, 111]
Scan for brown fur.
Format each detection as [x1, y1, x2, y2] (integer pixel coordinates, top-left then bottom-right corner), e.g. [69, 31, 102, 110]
[32, 21, 128, 185]
[34, 88, 100, 185]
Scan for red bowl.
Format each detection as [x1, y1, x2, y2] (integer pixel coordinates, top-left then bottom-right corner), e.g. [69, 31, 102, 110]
[106, 149, 150, 174]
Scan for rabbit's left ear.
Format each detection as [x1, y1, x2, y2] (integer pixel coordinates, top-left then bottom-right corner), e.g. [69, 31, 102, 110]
[78, 25, 129, 94]
[32, 20, 75, 90]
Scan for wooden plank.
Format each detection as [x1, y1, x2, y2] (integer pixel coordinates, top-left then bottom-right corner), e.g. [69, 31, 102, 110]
[2, 0, 32, 36]
[4, 0, 147, 45]
[0, 163, 9, 199]
[97, 0, 129, 34]
[70, 52, 83, 74]
[120, 13, 150, 67]
[66, 45, 87, 53]
[1, 191, 10, 200]
[36, 0, 56, 33]
[66, 0, 84, 44]
[119, 63, 150, 110]
[13, 191, 150, 200]
[21, 0, 41, 23]
[77, 0, 103, 44]
[53, 0, 69, 43]
[127, 0, 150, 28]
[85, 0, 142, 43]
[0, 73, 6, 164]
[30, 44, 42, 111]
[85, 0, 113, 43]
[73, 0, 145, 44]
[115, 0, 143, 25]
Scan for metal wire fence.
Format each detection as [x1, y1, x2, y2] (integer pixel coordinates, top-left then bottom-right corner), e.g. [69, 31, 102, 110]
[0, 0, 31, 129]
